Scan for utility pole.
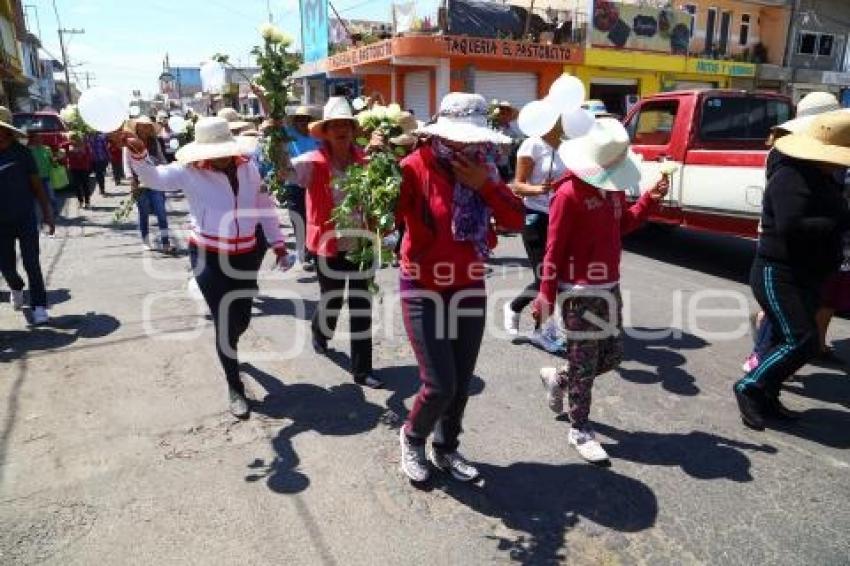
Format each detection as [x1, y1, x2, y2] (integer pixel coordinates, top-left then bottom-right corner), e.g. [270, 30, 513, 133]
[266, 0, 273, 23]
[80, 71, 95, 89]
[51, 0, 83, 103]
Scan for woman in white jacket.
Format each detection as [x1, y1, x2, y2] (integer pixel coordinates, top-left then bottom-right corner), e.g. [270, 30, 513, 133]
[124, 117, 287, 418]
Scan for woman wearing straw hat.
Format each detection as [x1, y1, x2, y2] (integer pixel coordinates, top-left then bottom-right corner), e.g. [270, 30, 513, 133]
[533, 118, 669, 464]
[395, 93, 524, 483]
[291, 96, 382, 389]
[123, 116, 289, 419]
[0, 105, 55, 325]
[123, 116, 175, 253]
[733, 111, 850, 430]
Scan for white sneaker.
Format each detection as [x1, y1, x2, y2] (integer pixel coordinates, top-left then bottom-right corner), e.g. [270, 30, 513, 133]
[399, 427, 430, 483]
[539, 367, 564, 414]
[32, 306, 49, 325]
[10, 290, 24, 311]
[568, 426, 609, 463]
[430, 449, 480, 482]
[503, 303, 520, 336]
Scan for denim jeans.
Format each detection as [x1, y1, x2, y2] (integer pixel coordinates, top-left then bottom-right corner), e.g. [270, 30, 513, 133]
[136, 189, 170, 246]
[0, 229, 47, 308]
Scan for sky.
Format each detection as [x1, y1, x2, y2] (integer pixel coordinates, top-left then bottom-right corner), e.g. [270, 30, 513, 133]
[26, 0, 440, 100]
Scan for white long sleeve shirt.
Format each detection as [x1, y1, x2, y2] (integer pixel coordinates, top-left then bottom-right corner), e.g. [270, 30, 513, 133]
[128, 153, 285, 254]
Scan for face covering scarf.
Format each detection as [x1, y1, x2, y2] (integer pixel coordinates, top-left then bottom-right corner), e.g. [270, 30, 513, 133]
[431, 137, 498, 259]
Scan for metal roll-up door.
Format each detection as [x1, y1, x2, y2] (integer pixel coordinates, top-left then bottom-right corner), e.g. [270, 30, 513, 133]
[475, 71, 538, 109]
[404, 71, 431, 121]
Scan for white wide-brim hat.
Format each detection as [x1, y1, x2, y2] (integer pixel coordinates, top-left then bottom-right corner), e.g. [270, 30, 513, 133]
[418, 92, 511, 145]
[175, 117, 257, 163]
[775, 91, 843, 134]
[309, 96, 358, 138]
[558, 117, 642, 192]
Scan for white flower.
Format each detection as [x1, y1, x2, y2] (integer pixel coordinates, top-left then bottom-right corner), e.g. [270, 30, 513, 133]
[276, 31, 293, 48]
[386, 103, 403, 121]
[660, 163, 679, 176]
[60, 105, 78, 122]
[357, 109, 373, 127]
[259, 23, 278, 41]
[371, 105, 387, 120]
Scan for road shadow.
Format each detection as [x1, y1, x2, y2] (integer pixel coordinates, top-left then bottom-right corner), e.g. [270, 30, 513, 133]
[253, 295, 318, 322]
[434, 461, 657, 563]
[766, 408, 850, 449]
[624, 227, 756, 285]
[0, 312, 121, 362]
[783, 372, 850, 409]
[617, 327, 709, 396]
[374, 365, 486, 428]
[242, 363, 385, 495]
[0, 288, 71, 308]
[592, 422, 775, 482]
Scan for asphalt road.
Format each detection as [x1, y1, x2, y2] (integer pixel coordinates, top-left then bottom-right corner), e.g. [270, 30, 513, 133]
[1, 181, 848, 565]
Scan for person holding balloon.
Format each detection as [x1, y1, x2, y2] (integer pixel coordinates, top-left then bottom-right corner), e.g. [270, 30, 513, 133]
[504, 101, 567, 354]
[123, 117, 175, 253]
[122, 116, 290, 419]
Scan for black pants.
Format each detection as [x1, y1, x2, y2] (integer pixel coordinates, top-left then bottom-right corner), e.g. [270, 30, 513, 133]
[285, 184, 311, 263]
[312, 252, 373, 378]
[190, 246, 259, 394]
[93, 160, 108, 194]
[510, 209, 548, 314]
[736, 258, 820, 399]
[111, 157, 124, 184]
[402, 279, 486, 453]
[0, 229, 47, 308]
[70, 169, 91, 204]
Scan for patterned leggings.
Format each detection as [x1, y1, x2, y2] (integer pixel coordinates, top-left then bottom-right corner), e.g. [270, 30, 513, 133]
[556, 287, 624, 428]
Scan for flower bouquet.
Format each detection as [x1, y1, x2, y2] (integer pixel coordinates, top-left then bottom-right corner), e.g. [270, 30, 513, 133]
[60, 105, 94, 139]
[331, 104, 414, 290]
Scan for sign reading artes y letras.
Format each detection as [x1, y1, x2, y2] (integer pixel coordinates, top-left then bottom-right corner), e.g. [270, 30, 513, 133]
[592, 0, 692, 54]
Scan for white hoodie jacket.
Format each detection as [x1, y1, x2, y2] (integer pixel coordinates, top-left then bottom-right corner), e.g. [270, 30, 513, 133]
[128, 153, 284, 255]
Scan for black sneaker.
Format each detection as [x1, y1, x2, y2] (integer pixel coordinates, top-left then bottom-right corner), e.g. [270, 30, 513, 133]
[764, 396, 801, 421]
[354, 374, 384, 389]
[430, 449, 480, 482]
[733, 384, 766, 430]
[312, 335, 328, 355]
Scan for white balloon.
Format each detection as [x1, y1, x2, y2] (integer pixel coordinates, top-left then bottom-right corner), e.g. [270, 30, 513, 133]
[168, 116, 187, 134]
[77, 87, 127, 132]
[128, 105, 140, 117]
[168, 138, 180, 150]
[561, 108, 595, 139]
[200, 60, 226, 93]
[517, 99, 560, 138]
[548, 75, 585, 114]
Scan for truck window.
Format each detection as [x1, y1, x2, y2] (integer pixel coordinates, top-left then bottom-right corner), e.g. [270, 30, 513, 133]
[627, 102, 678, 146]
[699, 97, 791, 141]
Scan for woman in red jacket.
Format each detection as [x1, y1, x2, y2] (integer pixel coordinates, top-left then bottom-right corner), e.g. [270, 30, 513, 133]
[293, 97, 381, 388]
[67, 134, 94, 208]
[534, 118, 668, 464]
[395, 93, 524, 483]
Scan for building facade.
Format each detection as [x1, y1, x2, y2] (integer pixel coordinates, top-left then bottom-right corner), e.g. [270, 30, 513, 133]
[0, 0, 26, 109]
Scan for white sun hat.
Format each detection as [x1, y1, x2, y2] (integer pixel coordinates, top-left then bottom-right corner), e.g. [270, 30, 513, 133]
[418, 92, 512, 145]
[557, 117, 643, 192]
[0, 106, 27, 137]
[775, 91, 842, 134]
[217, 107, 252, 132]
[175, 117, 257, 163]
[309, 96, 359, 138]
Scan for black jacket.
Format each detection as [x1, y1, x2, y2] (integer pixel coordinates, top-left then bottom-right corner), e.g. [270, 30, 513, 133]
[757, 151, 850, 286]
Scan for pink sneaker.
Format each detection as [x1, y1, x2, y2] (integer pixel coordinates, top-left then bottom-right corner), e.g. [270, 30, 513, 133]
[741, 353, 760, 373]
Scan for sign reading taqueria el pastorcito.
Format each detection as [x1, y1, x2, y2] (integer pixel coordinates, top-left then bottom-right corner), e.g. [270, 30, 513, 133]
[324, 35, 582, 72]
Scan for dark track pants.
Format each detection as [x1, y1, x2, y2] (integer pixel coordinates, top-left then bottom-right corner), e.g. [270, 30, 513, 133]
[401, 278, 486, 453]
[190, 246, 259, 394]
[0, 229, 47, 308]
[736, 259, 819, 399]
[510, 209, 548, 314]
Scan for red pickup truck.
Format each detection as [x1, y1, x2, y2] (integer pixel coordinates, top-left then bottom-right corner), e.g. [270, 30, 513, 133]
[624, 90, 793, 238]
[13, 111, 70, 155]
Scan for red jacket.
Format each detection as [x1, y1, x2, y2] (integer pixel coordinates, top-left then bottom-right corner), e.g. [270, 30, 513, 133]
[537, 172, 659, 309]
[396, 145, 524, 291]
[303, 145, 366, 257]
[67, 144, 93, 171]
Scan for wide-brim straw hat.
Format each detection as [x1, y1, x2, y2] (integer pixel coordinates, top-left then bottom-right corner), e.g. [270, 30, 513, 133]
[309, 96, 358, 138]
[557, 117, 642, 192]
[291, 105, 313, 118]
[773, 110, 850, 167]
[0, 106, 27, 137]
[418, 93, 511, 145]
[496, 100, 519, 120]
[175, 117, 257, 163]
